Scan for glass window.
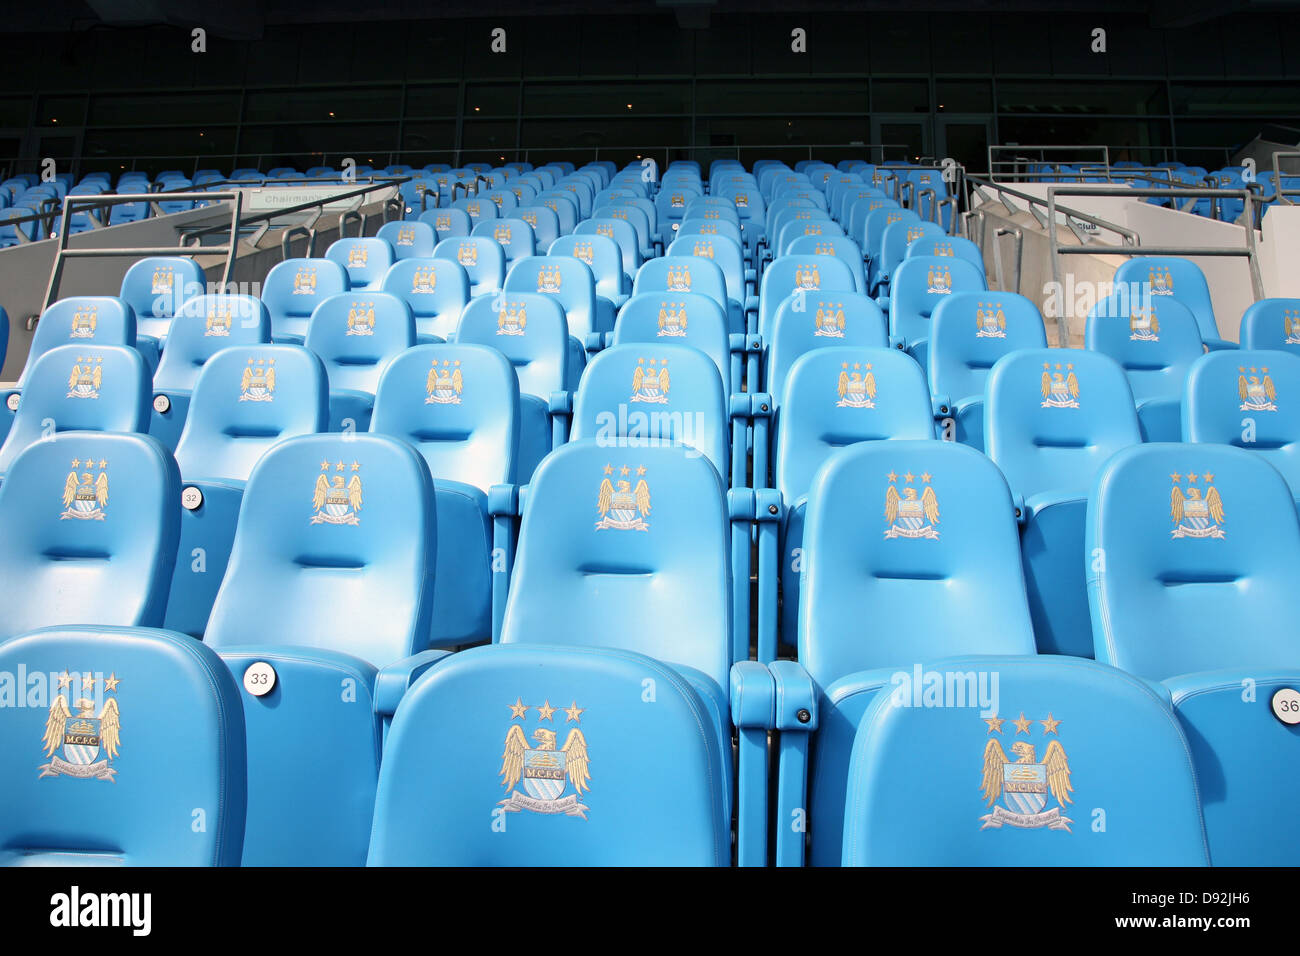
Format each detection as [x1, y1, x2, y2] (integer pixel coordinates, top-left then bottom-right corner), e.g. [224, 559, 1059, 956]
[523, 82, 690, 117]
[873, 80, 930, 113]
[243, 87, 401, 123]
[464, 84, 520, 118]
[695, 80, 867, 115]
[1172, 83, 1300, 117]
[405, 85, 460, 118]
[935, 80, 991, 114]
[89, 92, 241, 127]
[37, 95, 86, 127]
[997, 81, 1167, 115]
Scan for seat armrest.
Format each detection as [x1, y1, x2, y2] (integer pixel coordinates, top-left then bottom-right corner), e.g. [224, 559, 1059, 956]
[730, 660, 776, 729]
[374, 649, 454, 719]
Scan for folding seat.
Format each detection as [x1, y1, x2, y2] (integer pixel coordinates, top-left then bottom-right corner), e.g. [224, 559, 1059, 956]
[1111, 257, 1233, 350]
[612, 292, 735, 396]
[473, 216, 535, 265]
[549, 233, 627, 330]
[985, 348, 1140, 659]
[785, 235, 867, 297]
[1183, 348, 1300, 505]
[0, 207, 41, 246]
[833, 187, 881, 227]
[655, 185, 703, 246]
[376, 220, 435, 260]
[575, 216, 642, 286]
[593, 201, 655, 262]
[773, 440, 1039, 866]
[556, 178, 594, 220]
[370, 344, 518, 646]
[506, 180, 538, 206]
[493, 439, 773, 864]
[165, 344, 327, 638]
[433, 235, 506, 300]
[838, 654, 1208, 866]
[119, 256, 207, 358]
[763, 293, 888, 401]
[368, 643, 729, 865]
[634, 255, 735, 338]
[860, 207, 918, 290]
[205, 432, 437, 866]
[380, 257, 470, 343]
[1086, 294, 1202, 441]
[0, 432, 180, 641]
[676, 215, 745, 250]
[757, 254, 858, 343]
[418, 206, 472, 242]
[108, 197, 150, 226]
[1240, 297, 1300, 355]
[155, 181, 196, 216]
[325, 236, 393, 292]
[150, 295, 272, 452]
[928, 291, 1047, 451]
[0, 626, 246, 865]
[260, 257, 349, 345]
[304, 291, 414, 431]
[771, 347, 936, 657]
[455, 291, 570, 481]
[534, 191, 579, 234]
[516, 204, 561, 251]
[888, 255, 987, 368]
[904, 233, 985, 274]
[0, 345, 149, 476]
[870, 218, 944, 299]
[1089, 443, 1300, 864]
[504, 254, 600, 342]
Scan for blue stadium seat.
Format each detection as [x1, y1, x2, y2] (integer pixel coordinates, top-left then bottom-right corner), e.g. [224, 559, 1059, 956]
[666, 233, 754, 335]
[370, 344, 518, 647]
[757, 255, 858, 342]
[516, 205, 561, 251]
[888, 255, 987, 367]
[575, 216, 642, 286]
[1089, 442, 1300, 864]
[205, 433, 437, 866]
[1112, 257, 1233, 350]
[0, 432, 180, 640]
[260, 258, 349, 345]
[840, 655, 1208, 866]
[0, 626, 246, 865]
[434, 235, 506, 299]
[1240, 297, 1300, 355]
[504, 255, 600, 341]
[419, 207, 472, 241]
[986, 349, 1141, 658]
[763, 292, 888, 401]
[118, 257, 206, 360]
[380, 257, 470, 343]
[304, 292, 414, 432]
[149, 295, 272, 452]
[325, 237, 394, 292]
[613, 292, 735, 396]
[786, 235, 867, 295]
[377, 220, 436, 260]
[550, 233, 627, 329]
[165, 345, 328, 638]
[474, 217, 535, 265]
[904, 233, 985, 273]
[367, 644, 729, 865]
[929, 292, 1047, 451]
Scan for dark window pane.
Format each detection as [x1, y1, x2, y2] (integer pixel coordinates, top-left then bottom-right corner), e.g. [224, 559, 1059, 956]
[0, 97, 31, 128]
[243, 87, 401, 123]
[405, 85, 460, 118]
[873, 80, 930, 113]
[935, 80, 991, 114]
[89, 92, 241, 127]
[37, 95, 86, 127]
[1172, 83, 1300, 117]
[464, 84, 519, 118]
[997, 80, 1167, 115]
[524, 82, 690, 117]
[696, 80, 867, 115]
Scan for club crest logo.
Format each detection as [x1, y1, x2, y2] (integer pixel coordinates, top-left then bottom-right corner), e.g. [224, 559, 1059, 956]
[926, 264, 952, 294]
[1129, 306, 1159, 341]
[1284, 309, 1300, 346]
[572, 241, 595, 266]
[813, 242, 835, 257]
[40, 671, 121, 781]
[346, 244, 368, 267]
[596, 463, 650, 531]
[701, 210, 720, 220]
[457, 242, 478, 267]
[696, 223, 718, 235]
[1041, 362, 1080, 409]
[656, 301, 688, 337]
[666, 264, 692, 292]
[815, 301, 846, 337]
[907, 226, 925, 243]
[466, 203, 481, 217]
[670, 193, 685, 208]
[497, 301, 527, 336]
[884, 470, 939, 539]
[692, 240, 714, 259]
[66, 356, 103, 399]
[1238, 365, 1277, 411]
[346, 301, 376, 335]
[69, 304, 98, 339]
[521, 212, 538, 228]
[396, 227, 416, 246]
[240, 358, 276, 402]
[975, 301, 1007, 338]
[735, 194, 749, 207]
[543, 200, 558, 213]
[801, 223, 824, 237]
[836, 361, 876, 408]
[489, 194, 504, 209]
[494, 225, 512, 244]
[150, 267, 174, 296]
[538, 265, 563, 293]
[631, 358, 670, 403]
[435, 215, 451, 232]
[886, 213, 904, 227]
[61, 457, 109, 521]
[932, 242, 955, 257]
[204, 303, 234, 336]
[292, 267, 317, 296]
[1170, 471, 1225, 539]
[312, 460, 362, 525]
[980, 713, 1073, 831]
[596, 224, 614, 240]
[794, 262, 821, 290]
[426, 359, 463, 404]
[411, 265, 438, 294]
[499, 698, 590, 819]
[1148, 266, 1174, 295]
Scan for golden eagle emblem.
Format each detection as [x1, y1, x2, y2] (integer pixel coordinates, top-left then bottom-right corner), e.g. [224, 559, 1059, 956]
[1041, 362, 1080, 409]
[1170, 472, 1225, 539]
[979, 718, 1073, 832]
[884, 471, 939, 539]
[39, 671, 122, 781]
[239, 357, 276, 402]
[630, 358, 669, 404]
[311, 461, 363, 525]
[498, 700, 591, 819]
[596, 464, 651, 531]
[66, 357, 103, 399]
[61, 458, 109, 520]
[1238, 366, 1277, 412]
[836, 361, 876, 408]
[425, 360, 464, 405]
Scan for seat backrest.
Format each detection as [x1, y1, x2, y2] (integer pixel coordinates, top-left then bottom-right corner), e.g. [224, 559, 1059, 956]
[847, 196, 898, 247]
[758, 254, 858, 340]
[119, 257, 206, 339]
[0, 433, 180, 640]
[613, 292, 731, 395]
[904, 233, 985, 274]
[516, 205, 561, 249]
[325, 237, 394, 291]
[1240, 297, 1300, 356]
[534, 191, 578, 234]
[23, 297, 136, 386]
[367, 644, 728, 866]
[434, 235, 506, 298]
[260, 258, 349, 343]
[204, 434, 436, 667]
[503, 255, 598, 339]
[370, 343, 519, 491]
[800, 440, 1037, 689]
[377, 220, 436, 260]
[666, 233, 746, 307]
[570, 343, 728, 479]
[986, 348, 1140, 499]
[549, 233, 624, 304]
[841, 655, 1208, 866]
[775, 347, 935, 508]
[174, 345, 328, 482]
[500, 440, 731, 689]
[1085, 294, 1203, 404]
[0, 345, 149, 475]
[473, 217, 536, 263]
[418, 207, 472, 241]
[455, 292, 570, 398]
[633, 256, 731, 324]
[929, 292, 1048, 401]
[304, 291, 414, 395]
[765, 292, 888, 398]
[0, 626, 247, 866]
[889, 255, 988, 346]
[1113, 256, 1220, 343]
[154, 295, 272, 392]
[575, 217, 641, 280]
[1088, 442, 1300, 679]
[1183, 349, 1300, 494]
[380, 258, 470, 341]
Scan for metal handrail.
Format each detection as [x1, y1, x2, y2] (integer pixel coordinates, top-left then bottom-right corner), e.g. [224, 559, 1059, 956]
[177, 177, 406, 245]
[992, 226, 1024, 295]
[966, 174, 1138, 249]
[1045, 184, 1265, 348]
